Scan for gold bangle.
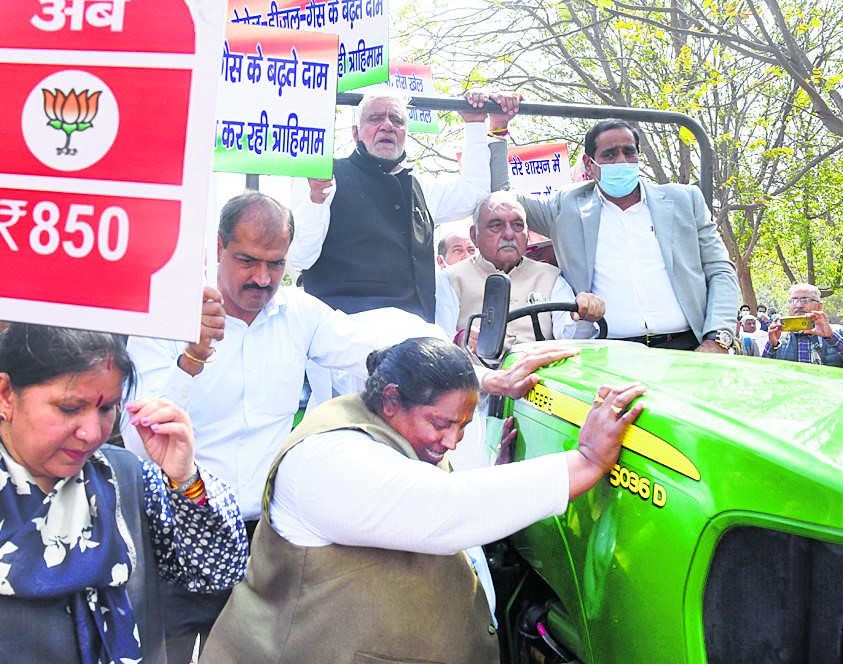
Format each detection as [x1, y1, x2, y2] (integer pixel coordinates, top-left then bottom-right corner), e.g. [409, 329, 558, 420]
[183, 477, 206, 500]
[182, 348, 215, 365]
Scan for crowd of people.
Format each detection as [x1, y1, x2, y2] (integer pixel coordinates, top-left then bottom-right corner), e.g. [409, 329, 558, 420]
[1, 90, 840, 663]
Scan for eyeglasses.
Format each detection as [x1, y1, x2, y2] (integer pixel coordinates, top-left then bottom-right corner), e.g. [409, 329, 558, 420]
[788, 296, 819, 305]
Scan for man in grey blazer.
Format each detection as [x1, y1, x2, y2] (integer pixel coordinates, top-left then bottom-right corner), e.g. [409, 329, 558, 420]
[517, 119, 739, 352]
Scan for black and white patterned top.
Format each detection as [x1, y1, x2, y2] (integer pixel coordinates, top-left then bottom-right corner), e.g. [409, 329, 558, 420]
[142, 462, 248, 592]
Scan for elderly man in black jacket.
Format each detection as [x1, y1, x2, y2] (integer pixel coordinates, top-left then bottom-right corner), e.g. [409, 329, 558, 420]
[288, 90, 519, 323]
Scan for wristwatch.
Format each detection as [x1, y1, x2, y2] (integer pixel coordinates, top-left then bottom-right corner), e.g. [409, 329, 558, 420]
[704, 329, 735, 350]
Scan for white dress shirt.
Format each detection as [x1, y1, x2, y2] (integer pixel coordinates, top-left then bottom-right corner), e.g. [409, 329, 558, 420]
[435, 267, 460, 338]
[303, 307, 450, 409]
[123, 287, 381, 520]
[549, 274, 602, 339]
[592, 188, 689, 337]
[270, 429, 572, 619]
[740, 327, 768, 356]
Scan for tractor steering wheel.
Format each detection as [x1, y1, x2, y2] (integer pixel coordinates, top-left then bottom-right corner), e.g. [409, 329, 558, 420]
[506, 302, 608, 341]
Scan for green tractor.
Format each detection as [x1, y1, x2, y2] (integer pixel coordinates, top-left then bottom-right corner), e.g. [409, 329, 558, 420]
[470, 284, 843, 664]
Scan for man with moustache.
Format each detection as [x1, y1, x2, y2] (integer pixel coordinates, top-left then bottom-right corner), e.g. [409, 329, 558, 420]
[435, 231, 476, 337]
[122, 192, 387, 662]
[437, 232, 476, 268]
[445, 191, 604, 346]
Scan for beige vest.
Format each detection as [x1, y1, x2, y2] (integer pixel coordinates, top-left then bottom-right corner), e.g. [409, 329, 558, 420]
[447, 255, 560, 342]
[202, 394, 499, 664]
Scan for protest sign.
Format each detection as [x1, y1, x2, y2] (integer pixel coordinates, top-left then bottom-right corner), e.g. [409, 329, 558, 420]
[386, 62, 439, 134]
[214, 22, 338, 178]
[227, 0, 388, 91]
[0, 0, 225, 340]
[509, 143, 572, 196]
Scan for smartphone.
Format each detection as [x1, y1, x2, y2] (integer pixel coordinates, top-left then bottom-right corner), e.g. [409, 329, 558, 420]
[780, 315, 812, 332]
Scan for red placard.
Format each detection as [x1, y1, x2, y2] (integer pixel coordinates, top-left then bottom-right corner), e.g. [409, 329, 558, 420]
[0, 63, 191, 185]
[0, 1, 195, 54]
[0, 189, 180, 311]
[0, 1, 223, 339]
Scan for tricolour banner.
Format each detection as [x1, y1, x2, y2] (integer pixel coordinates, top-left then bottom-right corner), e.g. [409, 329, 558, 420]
[227, 0, 388, 92]
[214, 23, 338, 177]
[386, 62, 438, 134]
[508, 143, 572, 196]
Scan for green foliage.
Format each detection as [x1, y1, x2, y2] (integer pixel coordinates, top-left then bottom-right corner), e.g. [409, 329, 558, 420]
[678, 126, 697, 146]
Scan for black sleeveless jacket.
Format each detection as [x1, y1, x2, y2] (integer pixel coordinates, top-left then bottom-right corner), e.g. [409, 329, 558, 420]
[301, 149, 436, 322]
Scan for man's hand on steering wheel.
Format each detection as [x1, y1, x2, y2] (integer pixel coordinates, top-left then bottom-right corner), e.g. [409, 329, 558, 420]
[572, 292, 605, 322]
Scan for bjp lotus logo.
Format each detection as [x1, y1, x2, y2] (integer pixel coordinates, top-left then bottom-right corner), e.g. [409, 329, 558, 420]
[42, 88, 102, 155]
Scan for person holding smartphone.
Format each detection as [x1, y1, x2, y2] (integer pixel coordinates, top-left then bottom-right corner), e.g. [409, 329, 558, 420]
[762, 283, 843, 366]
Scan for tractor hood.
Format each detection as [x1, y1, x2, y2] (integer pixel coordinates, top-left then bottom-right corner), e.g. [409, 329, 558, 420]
[508, 340, 843, 523]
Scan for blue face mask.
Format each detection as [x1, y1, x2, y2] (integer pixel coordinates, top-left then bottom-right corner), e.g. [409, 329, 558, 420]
[595, 161, 639, 198]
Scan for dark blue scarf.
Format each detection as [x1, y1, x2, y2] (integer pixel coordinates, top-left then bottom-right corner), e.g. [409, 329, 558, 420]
[0, 443, 141, 663]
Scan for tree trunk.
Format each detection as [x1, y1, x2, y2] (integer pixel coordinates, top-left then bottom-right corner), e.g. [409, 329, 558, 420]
[735, 259, 757, 311]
